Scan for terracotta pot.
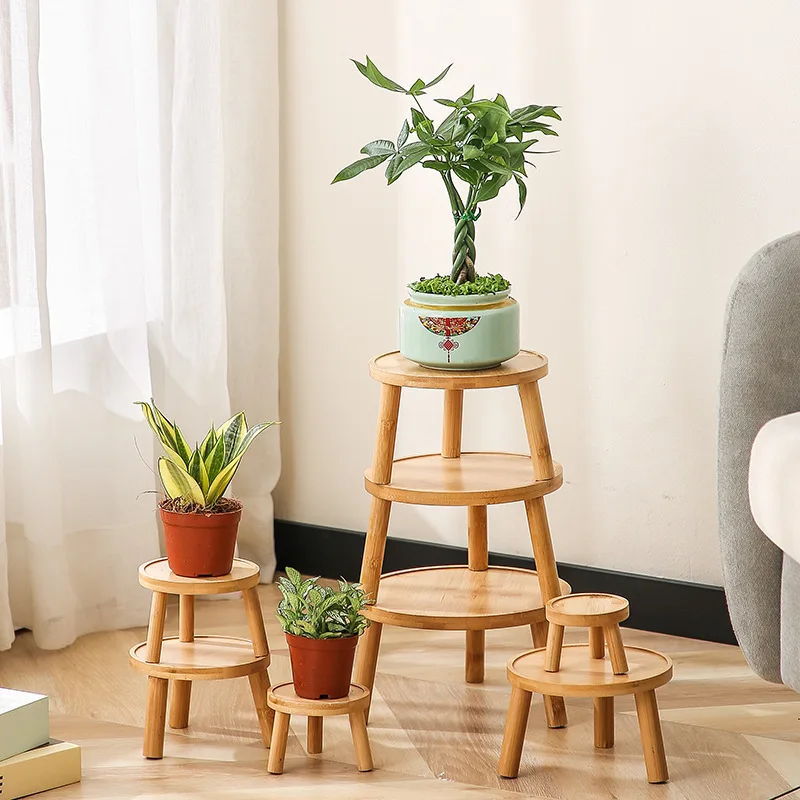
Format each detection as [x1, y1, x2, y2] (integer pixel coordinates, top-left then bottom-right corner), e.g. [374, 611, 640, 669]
[160, 503, 241, 578]
[285, 632, 358, 699]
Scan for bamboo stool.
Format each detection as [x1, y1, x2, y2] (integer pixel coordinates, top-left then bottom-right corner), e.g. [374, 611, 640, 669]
[356, 351, 571, 729]
[498, 643, 673, 784]
[266, 682, 373, 774]
[129, 558, 273, 758]
[545, 593, 630, 675]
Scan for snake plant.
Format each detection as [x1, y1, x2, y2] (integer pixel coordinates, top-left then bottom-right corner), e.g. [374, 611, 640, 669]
[333, 57, 560, 290]
[276, 568, 372, 639]
[137, 399, 276, 510]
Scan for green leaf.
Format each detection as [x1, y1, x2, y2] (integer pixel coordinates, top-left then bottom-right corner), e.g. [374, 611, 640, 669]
[462, 144, 483, 160]
[521, 123, 558, 136]
[475, 172, 511, 202]
[425, 63, 452, 88]
[410, 107, 434, 138]
[507, 123, 523, 141]
[187, 448, 210, 495]
[385, 154, 402, 182]
[513, 173, 527, 219]
[459, 86, 475, 104]
[434, 98, 458, 108]
[396, 119, 410, 148]
[172, 425, 193, 467]
[233, 421, 276, 459]
[421, 160, 450, 172]
[199, 428, 216, 460]
[158, 457, 205, 505]
[478, 157, 512, 176]
[494, 93, 509, 111]
[435, 108, 461, 138]
[361, 56, 405, 92]
[332, 153, 392, 184]
[408, 78, 426, 95]
[151, 402, 177, 445]
[219, 412, 247, 461]
[360, 139, 395, 156]
[388, 143, 430, 184]
[452, 162, 482, 185]
[204, 434, 226, 482]
[205, 456, 242, 507]
[286, 566, 303, 587]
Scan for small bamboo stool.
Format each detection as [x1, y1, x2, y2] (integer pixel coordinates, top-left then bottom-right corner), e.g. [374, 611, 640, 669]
[129, 558, 273, 758]
[266, 682, 373, 774]
[498, 640, 673, 784]
[545, 593, 630, 675]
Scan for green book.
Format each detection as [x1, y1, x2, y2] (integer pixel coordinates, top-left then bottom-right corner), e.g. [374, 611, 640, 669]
[0, 689, 49, 762]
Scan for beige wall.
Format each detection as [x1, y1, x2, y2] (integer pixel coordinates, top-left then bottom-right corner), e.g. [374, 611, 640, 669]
[275, 0, 800, 585]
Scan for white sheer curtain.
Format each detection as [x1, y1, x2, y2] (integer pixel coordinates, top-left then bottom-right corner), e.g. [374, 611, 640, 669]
[0, 0, 279, 651]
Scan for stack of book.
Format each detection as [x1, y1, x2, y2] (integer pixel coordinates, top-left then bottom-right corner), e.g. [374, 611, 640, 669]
[0, 688, 81, 799]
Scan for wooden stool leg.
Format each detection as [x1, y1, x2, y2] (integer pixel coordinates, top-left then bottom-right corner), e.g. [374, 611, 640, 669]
[307, 716, 323, 754]
[248, 669, 274, 748]
[143, 676, 168, 758]
[349, 711, 373, 772]
[589, 626, 605, 659]
[243, 586, 270, 658]
[544, 623, 565, 672]
[498, 685, 532, 778]
[531, 620, 567, 728]
[356, 492, 392, 723]
[465, 630, 485, 683]
[169, 594, 194, 729]
[354, 620, 382, 724]
[605, 624, 629, 674]
[519, 381, 554, 480]
[145, 591, 169, 663]
[466, 505, 488, 683]
[267, 711, 291, 774]
[442, 389, 463, 458]
[635, 690, 669, 783]
[594, 696, 614, 748]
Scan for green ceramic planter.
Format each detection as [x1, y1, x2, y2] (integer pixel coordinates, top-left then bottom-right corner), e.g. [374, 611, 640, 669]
[399, 288, 520, 370]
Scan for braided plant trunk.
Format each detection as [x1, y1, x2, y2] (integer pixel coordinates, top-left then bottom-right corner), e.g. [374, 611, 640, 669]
[451, 209, 480, 284]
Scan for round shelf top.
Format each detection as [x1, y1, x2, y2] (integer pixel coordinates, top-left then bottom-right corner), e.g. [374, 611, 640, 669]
[508, 644, 673, 698]
[369, 350, 548, 389]
[362, 565, 571, 630]
[267, 682, 370, 717]
[365, 453, 563, 506]
[138, 558, 260, 595]
[129, 635, 268, 680]
[546, 593, 630, 627]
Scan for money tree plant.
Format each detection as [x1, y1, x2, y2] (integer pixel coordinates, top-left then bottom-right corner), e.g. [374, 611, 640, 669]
[333, 57, 560, 294]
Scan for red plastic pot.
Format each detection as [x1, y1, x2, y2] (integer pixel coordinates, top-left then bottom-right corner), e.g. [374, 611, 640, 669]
[285, 632, 358, 699]
[160, 502, 242, 578]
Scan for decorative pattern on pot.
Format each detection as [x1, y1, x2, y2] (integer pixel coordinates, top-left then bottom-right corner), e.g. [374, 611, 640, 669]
[419, 316, 480, 363]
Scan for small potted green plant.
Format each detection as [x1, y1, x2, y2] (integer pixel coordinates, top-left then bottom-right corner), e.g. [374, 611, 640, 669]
[276, 568, 372, 700]
[137, 399, 276, 578]
[333, 57, 560, 370]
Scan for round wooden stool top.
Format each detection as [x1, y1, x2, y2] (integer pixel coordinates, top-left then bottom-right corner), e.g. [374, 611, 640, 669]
[509, 644, 672, 698]
[369, 350, 548, 390]
[267, 683, 370, 717]
[546, 593, 630, 627]
[138, 558, 260, 595]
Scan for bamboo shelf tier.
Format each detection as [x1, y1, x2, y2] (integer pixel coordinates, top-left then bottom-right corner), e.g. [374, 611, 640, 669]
[355, 350, 571, 728]
[365, 452, 563, 505]
[363, 566, 571, 630]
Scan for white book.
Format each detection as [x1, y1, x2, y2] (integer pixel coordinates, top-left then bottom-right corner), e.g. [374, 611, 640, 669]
[0, 739, 81, 799]
[0, 688, 49, 762]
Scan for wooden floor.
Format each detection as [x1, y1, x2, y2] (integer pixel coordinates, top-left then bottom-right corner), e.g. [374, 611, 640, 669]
[1, 582, 799, 799]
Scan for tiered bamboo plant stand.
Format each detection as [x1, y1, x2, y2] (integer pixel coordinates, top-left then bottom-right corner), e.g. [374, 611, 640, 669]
[129, 558, 274, 758]
[355, 350, 571, 725]
[499, 592, 673, 784]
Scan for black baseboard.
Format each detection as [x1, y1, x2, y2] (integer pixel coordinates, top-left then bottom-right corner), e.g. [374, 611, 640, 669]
[275, 519, 736, 645]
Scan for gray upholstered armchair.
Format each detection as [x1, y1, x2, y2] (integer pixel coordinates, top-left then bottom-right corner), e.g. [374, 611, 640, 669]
[718, 231, 800, 692]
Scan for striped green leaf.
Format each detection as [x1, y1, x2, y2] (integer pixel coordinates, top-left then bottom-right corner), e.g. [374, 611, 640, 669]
[187, 449, 210, 496]
[199, 428, 216, 460]
[204, 435, 226, 483]
[152, 402, 178, 448]
[234, 421, 276, 459]
[158, 457, 205, 505]
[222, 413, 247, 461]
[172, 425, 193, 467]
[204, 457, 243, 507]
